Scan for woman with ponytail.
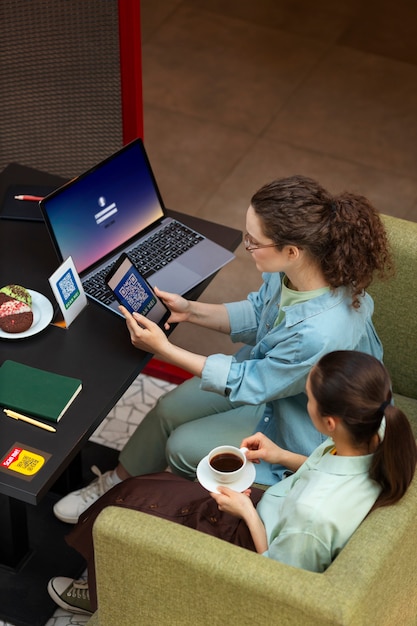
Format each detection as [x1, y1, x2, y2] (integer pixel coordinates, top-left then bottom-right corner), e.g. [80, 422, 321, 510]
[211, 349, 416, 572]
[48, 350, 416, 614]
[300, 350, 416, 514]
[217, 350, 416, 572]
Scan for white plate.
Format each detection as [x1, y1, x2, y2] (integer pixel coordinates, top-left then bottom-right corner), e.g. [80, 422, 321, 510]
[0, 289, 53, 339]
[197, 455, 256, 493]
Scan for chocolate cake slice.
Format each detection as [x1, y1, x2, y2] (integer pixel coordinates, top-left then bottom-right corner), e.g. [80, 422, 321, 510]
[0, 293, 33, 333]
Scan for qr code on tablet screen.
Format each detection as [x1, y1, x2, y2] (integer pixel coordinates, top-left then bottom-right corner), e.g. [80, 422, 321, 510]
[120, 274, 148, 311]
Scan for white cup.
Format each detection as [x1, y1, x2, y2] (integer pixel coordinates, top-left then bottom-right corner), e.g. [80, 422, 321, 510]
[208, 445, 248, 483]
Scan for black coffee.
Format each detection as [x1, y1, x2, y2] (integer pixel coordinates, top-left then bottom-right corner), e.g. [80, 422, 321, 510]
[210, 453, 243, 473]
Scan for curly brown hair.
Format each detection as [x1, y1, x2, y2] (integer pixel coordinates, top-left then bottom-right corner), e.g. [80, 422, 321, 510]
[251, 175, 393, 308]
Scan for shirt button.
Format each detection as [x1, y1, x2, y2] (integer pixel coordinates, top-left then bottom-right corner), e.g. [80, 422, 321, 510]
[181, 507, 190, 514]
[264, 416, 270, 423]
[149, 503, 158, 509]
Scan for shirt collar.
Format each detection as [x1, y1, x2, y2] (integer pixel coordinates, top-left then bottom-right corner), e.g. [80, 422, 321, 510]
[313, 439, 374, 475]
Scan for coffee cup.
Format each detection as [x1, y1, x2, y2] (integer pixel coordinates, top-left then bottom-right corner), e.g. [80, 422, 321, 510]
[208, 445, 248, 484]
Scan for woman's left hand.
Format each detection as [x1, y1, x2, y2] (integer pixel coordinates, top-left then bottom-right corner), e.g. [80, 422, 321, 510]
[119, 305, 169, 354]
[210, 486, 254, 519]
[212, 486, 267, 554]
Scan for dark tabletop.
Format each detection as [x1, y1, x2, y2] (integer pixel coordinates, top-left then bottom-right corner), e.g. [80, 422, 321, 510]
[0, 163, 242, 503]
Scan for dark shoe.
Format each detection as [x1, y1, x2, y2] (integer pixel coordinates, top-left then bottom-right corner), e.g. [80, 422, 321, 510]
[47, 577, 93, 615]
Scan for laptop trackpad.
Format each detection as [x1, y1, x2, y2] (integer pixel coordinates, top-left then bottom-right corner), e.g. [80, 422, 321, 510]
[148, 261, 202, 294]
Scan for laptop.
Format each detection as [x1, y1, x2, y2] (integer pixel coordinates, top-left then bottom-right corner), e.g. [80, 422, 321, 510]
[40, 138, 235, 317]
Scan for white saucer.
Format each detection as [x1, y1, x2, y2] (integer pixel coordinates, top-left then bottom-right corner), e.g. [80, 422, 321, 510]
[0, 289, 53, 339]
[197, 455, 256, 493]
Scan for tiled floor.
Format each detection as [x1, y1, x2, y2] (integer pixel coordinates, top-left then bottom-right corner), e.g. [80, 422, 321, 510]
[139, 0, 417, 358]
[2, 0, 417, 623]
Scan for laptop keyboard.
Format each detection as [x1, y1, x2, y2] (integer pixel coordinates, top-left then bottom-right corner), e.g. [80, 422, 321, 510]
[83, 220, 204, 305]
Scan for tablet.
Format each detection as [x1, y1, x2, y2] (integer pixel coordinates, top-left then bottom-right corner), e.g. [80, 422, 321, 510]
[105, 253, 170, 326]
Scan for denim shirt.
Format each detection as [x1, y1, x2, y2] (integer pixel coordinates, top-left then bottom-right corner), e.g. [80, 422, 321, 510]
[201, 272, 383, 485]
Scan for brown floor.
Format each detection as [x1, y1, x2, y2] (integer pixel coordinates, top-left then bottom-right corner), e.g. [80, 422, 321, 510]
[2, 0, 416, 357]
[139, 0, 417, 355]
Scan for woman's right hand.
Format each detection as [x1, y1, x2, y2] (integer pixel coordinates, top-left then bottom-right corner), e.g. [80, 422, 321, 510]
[241, 432, 307, 473]
[241, 432, 285, 465]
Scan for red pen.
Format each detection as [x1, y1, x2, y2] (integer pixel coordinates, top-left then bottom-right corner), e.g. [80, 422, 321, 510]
[14, 195, 44, 201]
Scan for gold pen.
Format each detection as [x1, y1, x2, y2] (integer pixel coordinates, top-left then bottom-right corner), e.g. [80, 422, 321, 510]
[3, 409, 56, 433]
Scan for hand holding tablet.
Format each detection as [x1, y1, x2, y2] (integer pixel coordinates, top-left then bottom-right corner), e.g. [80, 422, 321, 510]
[105, 253, 170, 327]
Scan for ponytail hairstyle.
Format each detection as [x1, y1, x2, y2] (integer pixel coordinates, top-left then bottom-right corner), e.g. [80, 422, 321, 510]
[309, 350, 417, 510]
[251, 175, 394, 308]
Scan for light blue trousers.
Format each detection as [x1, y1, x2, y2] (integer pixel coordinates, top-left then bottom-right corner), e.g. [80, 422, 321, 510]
[118, 376, 265, 480]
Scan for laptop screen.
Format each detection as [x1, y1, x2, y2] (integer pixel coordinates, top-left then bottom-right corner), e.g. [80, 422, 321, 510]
[40, 139, 165, 274]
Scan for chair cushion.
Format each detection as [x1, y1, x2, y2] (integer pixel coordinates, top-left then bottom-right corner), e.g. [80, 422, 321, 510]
[393, 393, 417, 438]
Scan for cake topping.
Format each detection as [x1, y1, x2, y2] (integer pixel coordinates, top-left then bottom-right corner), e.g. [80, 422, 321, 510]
[0, 298, 32, 318]
[0, 285, 34, 333]
[0, 284, 32, 307]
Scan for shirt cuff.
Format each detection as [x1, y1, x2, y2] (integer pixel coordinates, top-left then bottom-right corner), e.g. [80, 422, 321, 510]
[201, 353, 234, 395]
[224, 301, 257, 340]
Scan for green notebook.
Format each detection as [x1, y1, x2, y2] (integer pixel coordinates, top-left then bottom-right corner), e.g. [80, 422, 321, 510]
[0, 360, 82, 422]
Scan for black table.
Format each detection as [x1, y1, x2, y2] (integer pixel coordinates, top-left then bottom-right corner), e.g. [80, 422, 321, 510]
[0, 163, 241, 626]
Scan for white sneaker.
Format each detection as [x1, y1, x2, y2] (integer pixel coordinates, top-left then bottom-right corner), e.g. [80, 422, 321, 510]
[53, 465, 115, 524]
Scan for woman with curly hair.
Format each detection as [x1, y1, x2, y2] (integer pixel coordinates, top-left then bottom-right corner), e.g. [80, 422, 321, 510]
[54, 175, 394, 524]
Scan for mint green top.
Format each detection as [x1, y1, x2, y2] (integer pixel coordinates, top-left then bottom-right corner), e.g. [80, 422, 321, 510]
[257, 438, 382, 572]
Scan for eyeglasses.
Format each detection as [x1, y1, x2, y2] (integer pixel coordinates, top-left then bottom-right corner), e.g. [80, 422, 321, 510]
[243, 233, 278, 251]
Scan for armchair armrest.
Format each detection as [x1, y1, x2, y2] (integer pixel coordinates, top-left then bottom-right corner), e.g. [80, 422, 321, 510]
[90, 474, 417, 626]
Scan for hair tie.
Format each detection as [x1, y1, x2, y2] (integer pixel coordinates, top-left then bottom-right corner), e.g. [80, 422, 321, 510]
[378, 415, 386, 443]
[378, 400, 390, 413]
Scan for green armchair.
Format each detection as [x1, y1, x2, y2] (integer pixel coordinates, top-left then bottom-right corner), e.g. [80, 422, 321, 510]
[87, 480, 417, 626]
[368, 214, 417, 438]
[86, 214, 417, 626]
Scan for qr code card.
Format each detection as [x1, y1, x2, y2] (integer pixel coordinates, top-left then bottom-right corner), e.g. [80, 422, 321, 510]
[49, 256, 88, 328]
[0, 442, 51, 482]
